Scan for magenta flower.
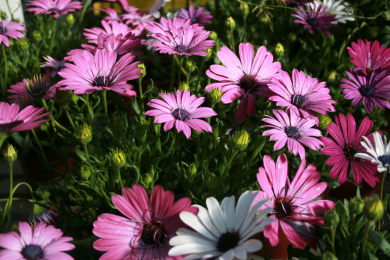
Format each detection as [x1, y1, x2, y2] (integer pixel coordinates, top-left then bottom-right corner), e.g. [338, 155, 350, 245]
[93, 184, 198, 260]
[0, 222, 74, 259]
[146, 17, 214, 57]
[106, 0, 138, 13]
[179, 5, 212, 25]
[95, 7, 122, 23]
[320, 113, 381, 187]
[206, 43, 281, 124]
[262, 109, 323, 160]
[254, 153, 334, 249]
[348, 39, 390, 75]
[145, 90, 217, 139]
[122, 12, 154, 32]
[0, 18, 26, 47]
[0, 102, 51, 134]
[84, 20, 140, 44]
[27, 0, 83, 19]
[268, 69, 336, 125]
[58, 50, 141, 95]
[340, 68, 390, 114]
[292, 4, 337, 35]
[40, 55, 66, 77]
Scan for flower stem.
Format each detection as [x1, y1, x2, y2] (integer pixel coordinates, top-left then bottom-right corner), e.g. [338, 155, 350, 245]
[138, 78, 143, 99]
[196, 57, 206, 91]
[222, 150, 239, 180]
[2, 163, 13, 226]
[31, 129, 48, 164]
[64, 106, 76, 131]
[169, 55, 176, 91]
[330, 226, 336, 255]
[5, 0, 14, 21]
[86, 95, 93, 122]
[79, 0, 90, 25]
[102, 89, 108, 120]
[361, 220, 371, 259]
[2, 44, 8, 99]
[0, 132, 8, 151]
[262, 234, 270, 260]
[117, 168, 124, 189]
[84, 143, 89, 159]
[49, 18, 57, 54]
[178, 56, 183, 84]
[378, 169, 387, 231]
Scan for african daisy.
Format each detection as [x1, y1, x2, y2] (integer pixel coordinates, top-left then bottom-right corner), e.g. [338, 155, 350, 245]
[27, 0, 82, 19]
[292, 4, 337, 35]
[40, 56, 67, 77]
[0, 18, 26, 47]
[84, 20, 140, 44]
[179, 4, 212, 25]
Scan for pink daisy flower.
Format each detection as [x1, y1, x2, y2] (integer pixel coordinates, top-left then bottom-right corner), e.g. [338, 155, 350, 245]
[179, 5, 212, 25]
[347, 39, 390, 75]
[0, 18, 26, 47]
[262, 109, 323, 160]
[0, 221, 74, 259]
[84, 20, 140, 44]
[58, 49, 142, 95]
[95, 7, 123, 23]
[40, 55, 66, 77]
[106, 0, 138, 13]
[320, 113, 381, 187]
[93, 184, 198, 260]
[254, 153, 334, 249]
[0, 102, 51, 134]
[268, 69, 336, 125]
[27, 0, 83, 19]
[145, 90, 217, 139]
[340, 68, 390, 114]
[205, 43, 281, 124]
[292, 4, 337, 35]
[122, 12, 154, 32]
[146, 17, 214, 57]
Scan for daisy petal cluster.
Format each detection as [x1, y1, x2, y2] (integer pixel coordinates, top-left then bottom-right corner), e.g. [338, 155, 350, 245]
[0, 18, 26, 47]
[254, 154, 334, 248]
[40, 56, 67, 77]
[292, 4, 337, 35]
[58, 49, 142, 95]
[145, 89, 217, 139]
[95, 7, 123, 23]
[146, 17, 214, 56]
[168, 191, 273, 260]
[27, 0, 83, 19]
[93, 184, 198, 260]
[84, 20, 140, 44]
[122, 12, 155, 32]
[105, 0, 138, 13]
[320, 113, 381, 187]
[179, 4, 213, 25]
[268, 69, 336, 125]
[356, 132, 390, 173]
[206, 43, 281, 124]
[313, 0, 355, 24]
[262, 109, 323, 160]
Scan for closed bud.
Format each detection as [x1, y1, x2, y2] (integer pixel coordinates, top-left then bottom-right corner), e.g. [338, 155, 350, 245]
[275, 43, 284, 57]
[36, 187, 50, 200]
[69, 91, 79, 104]
[54, 88, 71, 107]
[17, 38, 29, 51]
[322, 251, 338, 260]
[287, 32, 297, 42]
[110, 149, 126, 169]
[138, 63, 146, 77]
[260, 15, 268, 24]
[80, 164, 92, 179]
[382, 11, 390, 21]
[318, 114, 332, 130]
[186, 60, 196, 73]
[364, 198, 384, 221]
[210, 88, 222, 104]
[189, 163, 197, 176]
[32, 30, 42, 42]
[66, 14, 75, 26]
[40, 122, 50, 132]
[229, 130, 250, 151]
[205, 48, 213, 59]
[225, 17, 236, 31]
[209, 31, 218, 40]
[144, 174, 153, 186]
[324, 210, 339, 226]
[28, 204, 58, 227]
[3, 144, 17, 164]
[350, 197, 364, 214]
[75, 125, 92, 144]
[179, 82, 190, 91]
[240, 3, 250, 19]
[328, 71, 337, 81]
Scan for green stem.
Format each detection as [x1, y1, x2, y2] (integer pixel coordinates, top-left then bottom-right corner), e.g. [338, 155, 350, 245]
[330, 226, 336, 255]
[31, 129, 48, 164]
[178, 56, 183, 84]
[64, 107, 76, 131]
[86, 95, 93, 122]
[262, 234, 270, 260]
[138, 78, 143, 99]
[2, 163, 13, 225]
[0, 197, 32, 203]
[378, 169, 387, 231]
[5, 0, 14, 21]
[79, 0, 90, 25]
[12, 182, 35, 199]
[2, 44, 8, 99]
[0, 132, 8, 151]
[186, 72, 190, 85]
[222, 150, 239, 180]
[361, 220, 371, 259]
[102, 90, 108, 120]
[117, 168, 124, 189]
[196, 57, 206, 91]
[84, 143, 89, 159]
[49, 18, 57, 54]
[351, 213, 356, 233]
[169, 55, 176, 91]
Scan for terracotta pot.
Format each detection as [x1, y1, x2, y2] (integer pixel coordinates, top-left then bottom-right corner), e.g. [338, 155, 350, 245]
[253, 229, 291, 259]
[328, 181, 379, 199]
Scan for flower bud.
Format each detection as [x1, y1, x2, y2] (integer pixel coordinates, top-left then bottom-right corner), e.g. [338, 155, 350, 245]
[40, 122, 50, 132]
[186, 60, 196, 73]
[225, 17, 236, 31]
[110, 149, 126, 169]
[28, 204, 58, 227]
[209, 31, 218, 40]
[382, 11, 390, 21]
[323, 210, 339, 227]
[54, 88, 71, 107]
[189, 163, 197, 176]
[80, 164, 92, 179]
[3, 144, 17, 165]
[287, 32, 297, 42]
[144, 174, 154, 186]
[179, 82, 190, 91]
[210, 88, 222, 104]
[75, 125, 92, 144]
[322, 251, 338, 260]
[66, 14, 75, 26]
[240, 2, 250, 19]
[205, 48, 213, 59]
[229, 130, 250, 151]
[318, 114, 332, 130]
[275, 43, 284, 57]
[138, 63, 146, 78]
[36, 187, 50, 200]
[17, 38, 29, 51]
[32, 31, 42, 42]
[350, 197, 364, 214]
[363, 198, 384, 221]
[260, 15, 268, 24]
[328, 71, 337, 81]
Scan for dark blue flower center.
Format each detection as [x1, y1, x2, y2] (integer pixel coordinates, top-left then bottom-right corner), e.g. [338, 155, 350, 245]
[240, 75, 257, 90]
[49, 8, 60, 12]
[0, 27, 5, 33]
[359, 85, 374, 97]
[217, 232, 240, 252]
[378, 155, 390, 166]
[172, 108, 189, 120]
[344, 145, 357, 161]
[93, 76, 109, 87]
[292, 95, 307, 108]
[307, 18, 318, 26]
[22, 245, 43, 260]
[141, 223, 164, 245]
[191, 17, 197, 24]
[285, 126, 300, 139]
[274, 198, 293, 219]
[174, 45, 189, 53]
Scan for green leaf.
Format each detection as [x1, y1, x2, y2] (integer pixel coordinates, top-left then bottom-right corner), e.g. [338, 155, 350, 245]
[369, 230, 390, 256]
[357, 186, 361, 199]
[75, 146, 87, 162]
[383, 193, 390, 211]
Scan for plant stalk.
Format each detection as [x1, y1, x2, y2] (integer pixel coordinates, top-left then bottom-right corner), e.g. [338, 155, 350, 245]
[2, 44, 8, 99]
[31, 129, 48, 164]
[64, 106, 76, 131]
[84, 143, 89, 159]
[378, 169, 387, 231]
[330, 226, 336, 255]
[49, 18, 57, 54]
[102, 89, 108, 120]
[2, 163, 13, 225]
[361, 220, 371, 259]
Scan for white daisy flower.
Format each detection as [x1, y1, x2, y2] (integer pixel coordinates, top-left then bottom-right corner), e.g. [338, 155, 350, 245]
[355, 132, 390, 173]
[312, 0, 355, 24]
[168, 191, 273, 260]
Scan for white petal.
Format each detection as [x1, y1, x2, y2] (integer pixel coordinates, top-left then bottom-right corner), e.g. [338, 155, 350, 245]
[238, 198, 269, 234]
[176, 227, 211, 240]
[236, 239, 262, 253]
[221, 196, 235, 232]
[207, 197, 228, 234]
[234, 191, 256, 231]
[219, 249, 234, 260]
[374, 132, 384, 156]
[233, 246, 247, 260]
[355, 153, 375, 161]
[239, 218, 274, 242]
[193, 204, 221, 237]
[378, 165, 388, 173]
[169, 243, 217, 256]
[182, 251, 222, 260]
[180, 211, 217, 241]
[169, 234, 216, 247]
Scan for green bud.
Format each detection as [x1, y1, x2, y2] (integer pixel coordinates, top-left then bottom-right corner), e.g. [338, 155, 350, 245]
[323, 210, 339, 227]
[3, 144, 17, 164]
[318, 114, 332, 130]
[54, 88, 71, 107]
[32, 30, 42, 42]
[382, 11, 390, 21]
[138, 63, 146, 78]
[322, 251, 338, 260]
[80, 164, 92, 179]
[209, 31, 218, 40]
[209, 88, 222, 104]
[240, 2, 250, 19]
[225, 17, 236, 31]
[75, 125, 92, 144]
[17, 38, 29, 51]
[110, 149, 126, 169]
[189, 163, 197, 176]
[40, 122, 50, 132]
[287, 32, 297, 42]
[328, 71, 337, 81]
[144, 174, 154, 186]
[179, 82, 190, 91]
[364, 198, 384, 221]
[69, 91, 79, 105]
[66, 14, 75, 26]
[229, 130, 250, 151]
[350, 197, 364, 214]
[275, 43, 284, 57]
[36, 187, 50, 200]
[260, 15, 268, 24]
[186, 60, 196, 73]
[205, 48, 213, 59]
